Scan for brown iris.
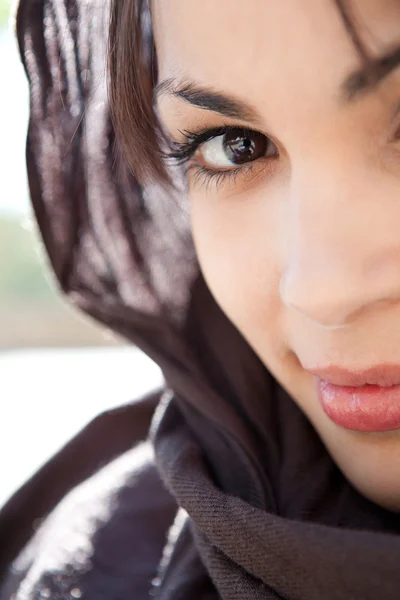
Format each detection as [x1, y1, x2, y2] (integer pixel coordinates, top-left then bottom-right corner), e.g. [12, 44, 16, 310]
[223, 129, 268, 165]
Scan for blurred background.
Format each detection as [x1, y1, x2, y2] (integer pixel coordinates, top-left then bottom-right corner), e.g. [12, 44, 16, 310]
[0, 2, 161, 507]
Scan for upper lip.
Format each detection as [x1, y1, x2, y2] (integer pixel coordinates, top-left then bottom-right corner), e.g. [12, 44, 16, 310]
[306, 364, 400, 387]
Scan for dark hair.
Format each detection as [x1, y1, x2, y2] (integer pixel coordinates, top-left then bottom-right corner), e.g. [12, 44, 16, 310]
[108, 0, 169, 186]
[107, 0, 387, 188]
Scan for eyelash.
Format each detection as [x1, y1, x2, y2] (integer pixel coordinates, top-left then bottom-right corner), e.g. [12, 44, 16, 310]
[164, 126, 257, 191]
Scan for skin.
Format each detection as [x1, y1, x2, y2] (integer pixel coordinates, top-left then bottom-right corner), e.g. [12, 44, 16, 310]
[153, 0, 400, 512]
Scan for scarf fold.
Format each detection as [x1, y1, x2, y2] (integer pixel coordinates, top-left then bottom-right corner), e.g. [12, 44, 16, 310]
[16, 0, 400, 598]
[153, 395, 400, 599]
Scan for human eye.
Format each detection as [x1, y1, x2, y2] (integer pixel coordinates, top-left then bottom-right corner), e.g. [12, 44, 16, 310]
[164, 126, 278, 191]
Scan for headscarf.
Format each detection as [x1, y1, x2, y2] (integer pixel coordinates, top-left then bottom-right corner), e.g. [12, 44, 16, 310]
[16, 0, 400, 597]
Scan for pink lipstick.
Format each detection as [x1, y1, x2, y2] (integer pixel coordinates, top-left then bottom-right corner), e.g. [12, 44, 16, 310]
[309, 365, 400, 432]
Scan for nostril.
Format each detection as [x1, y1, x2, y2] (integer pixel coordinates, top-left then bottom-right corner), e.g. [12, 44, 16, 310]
[279, 274, 351, 329]
[279, 267, 400, 329]
[287, 302, 351, 329]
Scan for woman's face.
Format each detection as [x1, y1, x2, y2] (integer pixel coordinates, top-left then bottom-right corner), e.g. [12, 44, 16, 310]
[153, 0, 400, 511]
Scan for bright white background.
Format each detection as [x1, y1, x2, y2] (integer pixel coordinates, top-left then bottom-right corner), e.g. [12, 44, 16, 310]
[0, 27, 30, 217]
[0, 347, 162, 508]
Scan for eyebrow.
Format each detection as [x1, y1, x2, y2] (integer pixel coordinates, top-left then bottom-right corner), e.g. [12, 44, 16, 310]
[156, 45, 400, 121]
[343, 43, 400, 100]
[155, 78, 262, 124]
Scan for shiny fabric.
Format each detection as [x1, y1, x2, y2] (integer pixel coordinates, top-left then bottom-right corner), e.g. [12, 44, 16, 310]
[10, 0, 400, 598]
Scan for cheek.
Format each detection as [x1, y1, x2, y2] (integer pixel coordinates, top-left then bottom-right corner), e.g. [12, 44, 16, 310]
[190, 189, 321, 446]
[190, 193, 284, 360]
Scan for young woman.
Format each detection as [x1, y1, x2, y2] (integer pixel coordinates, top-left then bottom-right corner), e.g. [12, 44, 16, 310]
[1, 0, 400, 598]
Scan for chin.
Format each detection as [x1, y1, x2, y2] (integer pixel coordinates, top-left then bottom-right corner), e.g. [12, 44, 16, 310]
[354, 480, 400, 513]
[319, 418, 400, 514]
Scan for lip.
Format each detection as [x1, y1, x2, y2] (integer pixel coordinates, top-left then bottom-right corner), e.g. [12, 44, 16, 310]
[306, 364, 400, 387]
[313, 377, 400, 432]
[306, 364, 400, 432]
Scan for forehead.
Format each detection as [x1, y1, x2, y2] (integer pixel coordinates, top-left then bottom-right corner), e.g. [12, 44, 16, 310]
[153, 0, 400, 118]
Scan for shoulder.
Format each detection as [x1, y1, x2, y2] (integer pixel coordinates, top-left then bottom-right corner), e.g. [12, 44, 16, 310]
[0, 392, 177, 600]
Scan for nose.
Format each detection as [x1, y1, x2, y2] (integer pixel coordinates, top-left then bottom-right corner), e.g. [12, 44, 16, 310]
[280, 269, 397, 329]
[279, 169, 400, 329]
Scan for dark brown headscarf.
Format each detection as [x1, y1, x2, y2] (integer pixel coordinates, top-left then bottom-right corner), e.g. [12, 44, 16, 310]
[16, 0, 400, 598]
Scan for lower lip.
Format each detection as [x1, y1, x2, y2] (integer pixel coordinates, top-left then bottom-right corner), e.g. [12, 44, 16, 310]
[315, 377, 400, 432]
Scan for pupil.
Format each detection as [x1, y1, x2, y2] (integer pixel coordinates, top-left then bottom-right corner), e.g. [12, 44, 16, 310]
[223, 129, 266, 165]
